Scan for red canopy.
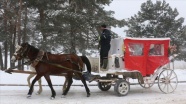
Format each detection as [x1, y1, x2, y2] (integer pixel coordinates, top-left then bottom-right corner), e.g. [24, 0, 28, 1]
[124, 38, 170, 76]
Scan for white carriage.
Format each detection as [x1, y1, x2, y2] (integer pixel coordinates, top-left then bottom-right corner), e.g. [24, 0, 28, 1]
[88, 37, 178, 96]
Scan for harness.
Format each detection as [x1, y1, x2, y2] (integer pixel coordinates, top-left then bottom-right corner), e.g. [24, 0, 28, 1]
[30, 50, 83, 74]
[31, 50, 45, 67]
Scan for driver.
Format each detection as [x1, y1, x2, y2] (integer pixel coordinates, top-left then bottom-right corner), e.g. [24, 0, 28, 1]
[99, 24, 111, 69]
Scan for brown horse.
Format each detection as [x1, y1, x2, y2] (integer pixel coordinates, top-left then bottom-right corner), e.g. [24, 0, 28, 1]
[26, 56, 91, 95]
[11, 42, 91, 99]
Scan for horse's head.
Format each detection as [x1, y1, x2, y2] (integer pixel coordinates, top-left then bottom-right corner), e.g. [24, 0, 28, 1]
[11, 42, 30, 63]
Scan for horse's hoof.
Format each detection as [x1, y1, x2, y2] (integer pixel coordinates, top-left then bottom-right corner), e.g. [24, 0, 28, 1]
[36, 92, 40, 95]
[27, 95, 31, 99]
[50, 97, 55, 100]
[61, 95, 66, 98]
[87, 94, 90, 97]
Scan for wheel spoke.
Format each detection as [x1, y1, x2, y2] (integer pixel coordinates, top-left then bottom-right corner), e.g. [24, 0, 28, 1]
[168, 83, 174, 91]
[147, 84, 150, 87]
[162, 83, 167, 91]
[170, 76, 176, 81]
[162, 73, 166, 78]
[159, 78, 166, 82]
[159, 81, 163, 85]
[166, 84, 168, 93]
[121, 83, 125, 87]
[139, 79, 154, 88]
[119, 84, 123, 91]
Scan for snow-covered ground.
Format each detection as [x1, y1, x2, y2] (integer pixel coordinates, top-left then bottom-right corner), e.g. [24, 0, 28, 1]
[0, 61, 186, 104]
[0, 83, 186, 104]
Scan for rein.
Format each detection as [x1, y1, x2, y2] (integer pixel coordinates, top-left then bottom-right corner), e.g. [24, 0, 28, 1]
[34, 51, 83, 74]
[5, 61, 32, 74]
[30, 50, 83, 74]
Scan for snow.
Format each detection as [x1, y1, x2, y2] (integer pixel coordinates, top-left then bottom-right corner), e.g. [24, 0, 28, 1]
[0, 61, 186, 104]
[1, 84, 186, 104]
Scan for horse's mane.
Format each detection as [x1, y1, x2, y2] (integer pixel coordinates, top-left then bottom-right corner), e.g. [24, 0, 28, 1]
[26, 43, 52, 54]
[21, 43, 39, 55]
[21, 42, 52, 54]
[28, 44, 40, 54]
[46, 52, 52, 54]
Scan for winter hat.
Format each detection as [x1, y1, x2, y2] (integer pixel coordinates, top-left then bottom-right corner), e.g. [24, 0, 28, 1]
[101, 24, 107, 28]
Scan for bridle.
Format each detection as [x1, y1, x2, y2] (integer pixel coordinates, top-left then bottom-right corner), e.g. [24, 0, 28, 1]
[21, 44, 31, 59]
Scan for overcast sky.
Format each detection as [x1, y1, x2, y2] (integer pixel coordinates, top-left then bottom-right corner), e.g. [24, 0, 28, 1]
[105, 0, 186, 37]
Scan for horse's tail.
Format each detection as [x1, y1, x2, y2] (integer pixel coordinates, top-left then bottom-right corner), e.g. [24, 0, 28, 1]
[80, 56, 91, 74]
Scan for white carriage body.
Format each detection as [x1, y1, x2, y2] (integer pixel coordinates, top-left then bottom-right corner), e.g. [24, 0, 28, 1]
[88, 37, 125, 73]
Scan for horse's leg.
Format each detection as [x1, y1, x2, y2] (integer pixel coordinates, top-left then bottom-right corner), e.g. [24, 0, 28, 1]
[43, 74, 56, 99]
[28, 66, 43, 94]
[27, 74, 42, 95]
[27, 75, 42, 98]
[77, 73, 90, 97]
[62, 76, 68, 93]
[37, 78, 42, 94]
[27, 74, 34, 88]
[62, 75, 73, 97]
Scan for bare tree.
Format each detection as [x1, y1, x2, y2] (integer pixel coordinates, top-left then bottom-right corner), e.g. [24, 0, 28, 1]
[0, 46, 4, 70]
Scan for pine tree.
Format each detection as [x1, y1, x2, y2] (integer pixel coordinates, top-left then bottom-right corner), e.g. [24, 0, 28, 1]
[0, 0, 126, 67]
[126, 0, 184, 39]
[126, 0, 185, 60]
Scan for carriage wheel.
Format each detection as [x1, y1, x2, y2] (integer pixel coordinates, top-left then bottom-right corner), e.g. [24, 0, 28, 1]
[138, 78, 154, 88]
[114, 79, 130, 96]
[158, 69, 178, 93]
[98, 82, 112, 91]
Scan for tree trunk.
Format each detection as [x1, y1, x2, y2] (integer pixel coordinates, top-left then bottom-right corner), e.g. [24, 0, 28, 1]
[0, 46, 4, 70]
[70, 24, 76, 54]
[23, 4, 28, 43]
[11, 25, 17, 68]
[4, 41, 8, 70]
[8, 20, 15, 68]
[3, 0, 8, 70]
[38, 8, 47, 50]
[17, 0, 23, 70]
[10, 34, 14, 68]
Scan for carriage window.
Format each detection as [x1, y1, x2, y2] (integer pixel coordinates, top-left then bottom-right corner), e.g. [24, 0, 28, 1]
[149, 44, 164, 56]
[128, 43, 144, 56]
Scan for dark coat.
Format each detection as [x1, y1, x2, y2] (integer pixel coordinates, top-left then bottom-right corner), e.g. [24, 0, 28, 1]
[99, 29, 111, 58]
[99, 29, 111, 46]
